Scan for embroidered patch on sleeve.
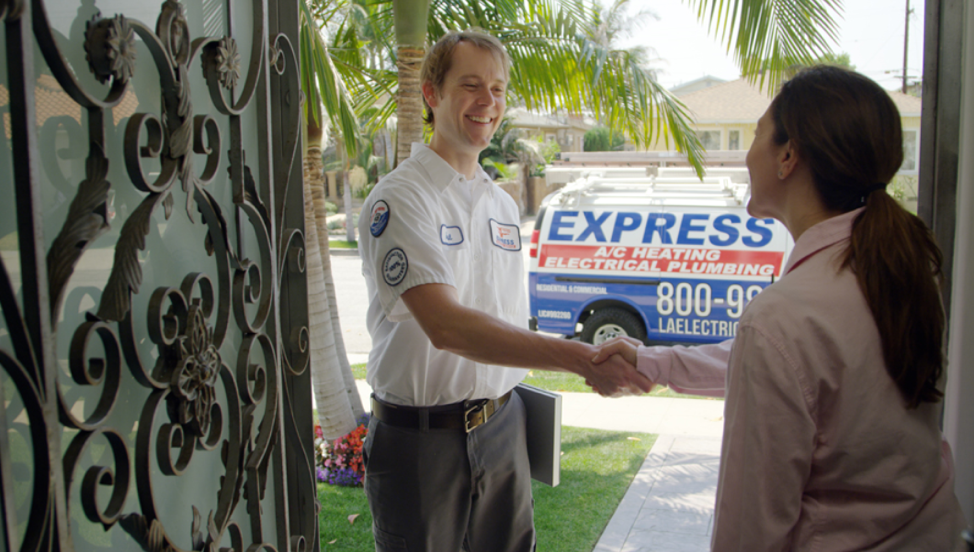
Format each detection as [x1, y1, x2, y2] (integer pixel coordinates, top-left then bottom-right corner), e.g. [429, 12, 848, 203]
[369, 200, 390, 237]
[440, 225, 464, 246]
[489, 219, 521, 251]
[382, 248, 408, 286]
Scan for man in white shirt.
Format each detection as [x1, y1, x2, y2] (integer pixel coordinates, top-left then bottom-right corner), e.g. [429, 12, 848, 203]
[358, 30, 652, 552]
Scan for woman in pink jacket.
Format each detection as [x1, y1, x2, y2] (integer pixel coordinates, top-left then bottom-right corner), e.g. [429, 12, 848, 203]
[596, 66, 967, 550]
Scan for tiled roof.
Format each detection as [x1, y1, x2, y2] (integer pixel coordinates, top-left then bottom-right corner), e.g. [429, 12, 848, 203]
[507, 108, 569, 129]
[670, 75, 727, 96]
[678, 78, 774, 123]
[679, 77, 923, 123]
[887, 90, 922, 116]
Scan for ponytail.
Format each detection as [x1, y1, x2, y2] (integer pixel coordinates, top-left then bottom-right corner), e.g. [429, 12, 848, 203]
[844, 191, 945, 408]
[772, 66, 946, 408]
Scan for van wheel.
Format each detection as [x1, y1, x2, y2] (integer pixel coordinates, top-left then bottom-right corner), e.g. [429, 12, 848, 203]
[581, 309, 645, 345]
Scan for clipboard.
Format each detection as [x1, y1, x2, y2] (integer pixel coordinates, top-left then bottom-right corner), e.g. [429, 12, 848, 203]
[514, 383, 562, 487]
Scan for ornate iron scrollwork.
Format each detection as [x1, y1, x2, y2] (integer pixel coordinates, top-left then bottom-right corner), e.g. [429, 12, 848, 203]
[1, 0, 313, 551]
[84, 14, 137, 84]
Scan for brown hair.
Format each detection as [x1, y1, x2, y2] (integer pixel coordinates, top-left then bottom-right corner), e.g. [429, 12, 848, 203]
[770, 65, 944, 408]
[420, 29, 511, 127]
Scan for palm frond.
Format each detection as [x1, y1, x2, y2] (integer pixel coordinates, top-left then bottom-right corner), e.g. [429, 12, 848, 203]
[300, 0, 360, 156]
[686, 0, 842, 92]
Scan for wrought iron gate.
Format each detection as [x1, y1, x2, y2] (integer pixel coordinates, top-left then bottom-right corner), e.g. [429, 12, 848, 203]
[0, 0, 317, 551]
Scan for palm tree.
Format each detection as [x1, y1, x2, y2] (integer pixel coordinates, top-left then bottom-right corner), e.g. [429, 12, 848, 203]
[299, 0, 370, 439]
[391, 0, 432, 164]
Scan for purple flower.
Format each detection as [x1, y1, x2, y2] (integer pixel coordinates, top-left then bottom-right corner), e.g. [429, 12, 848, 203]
[316, 467, 327, 482]
[327, 467, 362, 487]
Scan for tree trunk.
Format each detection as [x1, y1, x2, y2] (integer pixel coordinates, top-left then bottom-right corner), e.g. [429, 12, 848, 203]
[304, 125, 357, 440]
[395, 46, 426, 166]
[308, 151, 365, 420]
[392, 0, 430, 166]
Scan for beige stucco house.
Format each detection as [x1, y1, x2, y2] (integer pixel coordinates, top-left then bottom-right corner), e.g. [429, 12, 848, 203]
[634, 77, 923, 176]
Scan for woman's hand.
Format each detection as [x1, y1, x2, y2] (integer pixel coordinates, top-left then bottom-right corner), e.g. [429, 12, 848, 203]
[587, 337, 652, 395]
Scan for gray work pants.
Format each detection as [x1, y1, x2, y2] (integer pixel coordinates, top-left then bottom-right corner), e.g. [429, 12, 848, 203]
[364, 392, 535, 552]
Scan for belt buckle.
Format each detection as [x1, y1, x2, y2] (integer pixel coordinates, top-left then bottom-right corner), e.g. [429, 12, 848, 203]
[464, 399, 490, 433]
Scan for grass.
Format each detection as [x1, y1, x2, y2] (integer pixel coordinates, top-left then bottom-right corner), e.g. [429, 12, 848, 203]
[351, 363, 721, 400]
[328, 240, 358, 249]
[317, 426, 656, 551]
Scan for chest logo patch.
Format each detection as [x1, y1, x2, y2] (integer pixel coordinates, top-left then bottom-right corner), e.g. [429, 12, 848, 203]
[440, 225, 464, 246]
[489, 219, 521, 251]
[369, 200, 390, 237]
[382, 248, 408, 286]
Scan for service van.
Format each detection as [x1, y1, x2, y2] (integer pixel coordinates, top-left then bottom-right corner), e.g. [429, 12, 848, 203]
[527, 169, 794, 345]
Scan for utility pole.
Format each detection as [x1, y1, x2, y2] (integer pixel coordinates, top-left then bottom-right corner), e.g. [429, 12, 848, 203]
[902, 0, 911, 93]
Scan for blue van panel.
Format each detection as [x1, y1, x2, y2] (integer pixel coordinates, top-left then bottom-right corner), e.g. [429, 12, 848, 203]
[529, 272, 771, 344]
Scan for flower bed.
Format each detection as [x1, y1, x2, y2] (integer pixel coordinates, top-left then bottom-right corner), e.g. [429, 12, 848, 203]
[314, 414, 369, 487]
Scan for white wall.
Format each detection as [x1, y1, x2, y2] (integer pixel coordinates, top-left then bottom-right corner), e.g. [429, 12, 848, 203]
[943, 0, 974, 525]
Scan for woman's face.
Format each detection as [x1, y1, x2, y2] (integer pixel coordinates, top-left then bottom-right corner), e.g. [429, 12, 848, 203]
[745, 106, 789, 220]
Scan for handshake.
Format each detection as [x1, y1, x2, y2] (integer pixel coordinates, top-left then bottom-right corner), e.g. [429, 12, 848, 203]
[581, 336, 655, 398]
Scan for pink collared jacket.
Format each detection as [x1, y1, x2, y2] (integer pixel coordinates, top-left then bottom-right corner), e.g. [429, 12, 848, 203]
[638, 208, 967, 551]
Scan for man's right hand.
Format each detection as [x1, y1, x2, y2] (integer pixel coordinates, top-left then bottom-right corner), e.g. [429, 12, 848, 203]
[586, 337, 655, 397]
[581, 340, 654, 397]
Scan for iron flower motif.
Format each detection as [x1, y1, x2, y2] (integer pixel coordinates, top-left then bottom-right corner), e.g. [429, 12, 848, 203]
[170, 306, 221, 437]
[215, 37, 241, 90]
[85, 14, 137, 84]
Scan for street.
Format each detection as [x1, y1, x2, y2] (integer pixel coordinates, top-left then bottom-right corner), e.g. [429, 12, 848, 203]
[329, 253, 372, 357]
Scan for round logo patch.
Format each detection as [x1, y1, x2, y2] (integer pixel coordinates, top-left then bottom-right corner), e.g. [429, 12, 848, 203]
[382, 248, 408, 286]
[370, 200, 390, 237]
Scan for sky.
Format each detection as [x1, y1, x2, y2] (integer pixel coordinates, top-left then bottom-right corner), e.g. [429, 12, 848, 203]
[617, 0, 925, 91]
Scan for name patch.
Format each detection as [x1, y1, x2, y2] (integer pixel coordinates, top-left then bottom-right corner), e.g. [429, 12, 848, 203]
[370, 200, 390, 237]
[440, 225, 464, 246]
[489, 219, 521, 251]
[382, 248, 408, 286]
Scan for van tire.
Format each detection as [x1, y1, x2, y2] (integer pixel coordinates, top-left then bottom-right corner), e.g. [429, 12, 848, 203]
[581, 308, 645, 345]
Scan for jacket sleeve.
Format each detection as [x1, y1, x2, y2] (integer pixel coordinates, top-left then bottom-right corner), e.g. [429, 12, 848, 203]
[636, 339, 732, 397]
[711, 324, 815, 552]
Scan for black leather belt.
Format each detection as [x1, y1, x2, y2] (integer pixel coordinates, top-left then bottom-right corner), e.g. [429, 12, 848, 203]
[371, 391, 512, 433]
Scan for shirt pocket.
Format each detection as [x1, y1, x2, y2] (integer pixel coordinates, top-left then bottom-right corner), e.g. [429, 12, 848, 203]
[440, 224, 470, 278]
[438, 224, 467, 248]
[490, 223, 524, 283]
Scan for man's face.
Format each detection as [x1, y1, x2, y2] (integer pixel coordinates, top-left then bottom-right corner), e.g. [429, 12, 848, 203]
[424, 41, 507, 157]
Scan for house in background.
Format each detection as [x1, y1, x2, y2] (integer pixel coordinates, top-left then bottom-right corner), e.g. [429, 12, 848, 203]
[633, 77, 923, 179]
[669, 75, 727, 96]
[506, 107, 594, 153]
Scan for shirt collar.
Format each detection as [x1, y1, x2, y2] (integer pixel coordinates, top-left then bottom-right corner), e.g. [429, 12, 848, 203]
[409, 142, 494, 197]
[782, 208, 863, 276]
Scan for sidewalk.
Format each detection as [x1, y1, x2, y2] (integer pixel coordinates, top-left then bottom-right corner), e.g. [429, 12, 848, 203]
[346, 353, 723, 552]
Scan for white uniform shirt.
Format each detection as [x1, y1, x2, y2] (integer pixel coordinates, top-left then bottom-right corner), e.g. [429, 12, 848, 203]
[358, 143, 529, 406]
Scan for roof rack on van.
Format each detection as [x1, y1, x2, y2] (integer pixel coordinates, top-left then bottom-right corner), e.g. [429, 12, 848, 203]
[548, 174, 750, 209]
[543, 165, 751, 186]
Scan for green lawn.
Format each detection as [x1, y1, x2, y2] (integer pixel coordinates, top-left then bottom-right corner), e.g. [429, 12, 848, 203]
[351, 363, 721, 400]
[328, 240, 358, 249]
[317, 426, 656, 551]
